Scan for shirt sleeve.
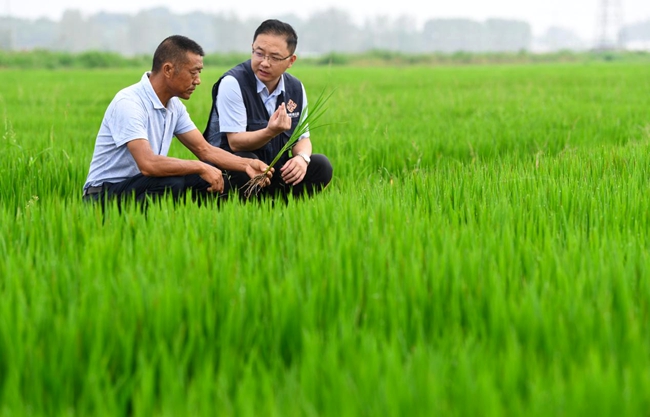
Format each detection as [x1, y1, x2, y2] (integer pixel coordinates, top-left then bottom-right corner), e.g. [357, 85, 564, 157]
[107, 98, 149, 148]
[173, 100, 197, 136]
[216, 75, 248, 133]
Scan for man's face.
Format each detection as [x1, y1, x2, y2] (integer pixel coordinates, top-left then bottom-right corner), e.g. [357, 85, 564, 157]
[170, 52, 203, 100]
[251, 33, 296, 90]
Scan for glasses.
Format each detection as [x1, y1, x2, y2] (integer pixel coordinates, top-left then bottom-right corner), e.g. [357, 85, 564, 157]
[251, 50, 292, 64]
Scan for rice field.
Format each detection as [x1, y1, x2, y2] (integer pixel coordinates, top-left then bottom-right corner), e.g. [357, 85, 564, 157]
[1, 62, 650, 416]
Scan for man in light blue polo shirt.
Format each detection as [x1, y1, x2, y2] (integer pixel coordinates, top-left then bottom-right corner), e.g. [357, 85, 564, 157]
[83, 35, 272, 206]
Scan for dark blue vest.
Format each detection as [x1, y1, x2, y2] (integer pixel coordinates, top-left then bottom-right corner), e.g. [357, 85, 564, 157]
[203, 60, 304, 166]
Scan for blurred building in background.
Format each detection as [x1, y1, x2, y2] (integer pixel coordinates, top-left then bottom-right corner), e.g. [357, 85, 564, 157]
[0, 7, 649, 53]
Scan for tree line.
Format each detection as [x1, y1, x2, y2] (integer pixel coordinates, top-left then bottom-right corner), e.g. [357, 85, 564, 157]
[0, 8, 649, 55]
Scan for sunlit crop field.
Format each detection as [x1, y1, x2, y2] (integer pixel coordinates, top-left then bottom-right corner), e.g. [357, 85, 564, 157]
[1, 62, 650, 416]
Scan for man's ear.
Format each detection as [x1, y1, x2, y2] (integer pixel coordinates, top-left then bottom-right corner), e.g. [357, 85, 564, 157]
[287, 55, 297, 69]
[162, 62, 175, 78]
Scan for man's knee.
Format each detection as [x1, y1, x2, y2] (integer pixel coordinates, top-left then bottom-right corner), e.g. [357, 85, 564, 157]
[309, 154, 333, 186]
[133, 176, 188, 200]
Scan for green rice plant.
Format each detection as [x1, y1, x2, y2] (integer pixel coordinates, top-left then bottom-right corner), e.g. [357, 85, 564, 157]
[242, 89, 332, 198]
[2, 64, 650, 416]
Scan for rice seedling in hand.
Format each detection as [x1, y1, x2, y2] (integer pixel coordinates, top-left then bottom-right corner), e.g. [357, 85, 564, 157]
[242, 89, 332, 198]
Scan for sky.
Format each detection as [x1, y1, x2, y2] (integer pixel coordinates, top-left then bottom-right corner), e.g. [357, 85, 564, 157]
[3, 0, 649, 40]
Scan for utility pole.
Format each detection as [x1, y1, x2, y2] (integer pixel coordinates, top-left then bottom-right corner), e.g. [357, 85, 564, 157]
[595, 0, 624, 51]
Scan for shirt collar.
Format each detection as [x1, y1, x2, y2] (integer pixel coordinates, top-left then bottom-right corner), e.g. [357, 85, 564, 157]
[255, 73, 285, 97]
[141, 71, 165, 110]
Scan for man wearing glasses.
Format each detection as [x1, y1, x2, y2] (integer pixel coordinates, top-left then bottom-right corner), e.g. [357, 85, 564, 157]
[204, 19, 333, 199]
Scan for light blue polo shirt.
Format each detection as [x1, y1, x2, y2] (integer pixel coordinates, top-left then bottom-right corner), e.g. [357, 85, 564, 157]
[217, 73, 309, 139]
[83, 72, 196, 189]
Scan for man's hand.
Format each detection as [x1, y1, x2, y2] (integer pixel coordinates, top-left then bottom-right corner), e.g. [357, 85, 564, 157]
[246, 159, 274, 187]
[280, 156, 308, 186]
[200, 164, 225, 193]
[267, 102, 292, 137]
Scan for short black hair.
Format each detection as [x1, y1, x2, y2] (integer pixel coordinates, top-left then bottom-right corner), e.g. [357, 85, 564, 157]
[253, 19, 298, 54]
[151, 35, 204, 73]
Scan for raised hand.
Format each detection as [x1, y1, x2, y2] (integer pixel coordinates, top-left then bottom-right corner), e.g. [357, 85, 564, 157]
[267, 102, 292, 136]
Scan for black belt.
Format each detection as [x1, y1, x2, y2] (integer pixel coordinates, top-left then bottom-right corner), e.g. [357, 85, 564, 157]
[83, 185, 104, 197]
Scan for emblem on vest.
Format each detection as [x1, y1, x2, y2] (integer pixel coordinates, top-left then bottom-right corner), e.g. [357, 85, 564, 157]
[286, 99, 297, 113]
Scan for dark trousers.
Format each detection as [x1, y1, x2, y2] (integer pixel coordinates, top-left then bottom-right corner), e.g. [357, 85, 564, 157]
[82, 173, 242, 207]
[228, 152, 333, 199]
[84, 154, 333, 206]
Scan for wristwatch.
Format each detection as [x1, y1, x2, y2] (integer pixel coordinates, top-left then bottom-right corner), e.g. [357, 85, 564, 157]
[296, 153, 311, 165]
